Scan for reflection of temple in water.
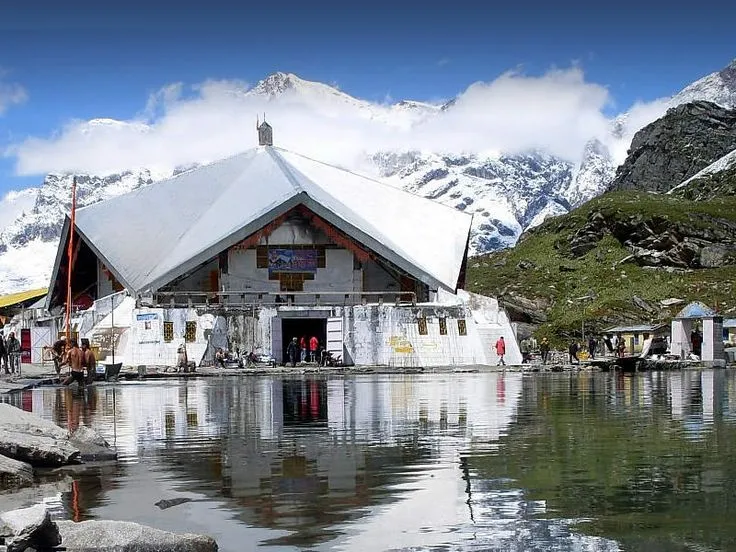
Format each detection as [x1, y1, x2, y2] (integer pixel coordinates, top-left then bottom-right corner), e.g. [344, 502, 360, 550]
[7, 374, 521, 545]
[7, 370, 736, 549]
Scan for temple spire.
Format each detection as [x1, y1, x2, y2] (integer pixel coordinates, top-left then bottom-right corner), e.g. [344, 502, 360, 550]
[257, 115, 273, 146]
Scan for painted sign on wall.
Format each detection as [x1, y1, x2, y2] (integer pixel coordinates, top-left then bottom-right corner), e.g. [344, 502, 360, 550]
[136, 312, 160, 344]
[268, 248, 318, 274]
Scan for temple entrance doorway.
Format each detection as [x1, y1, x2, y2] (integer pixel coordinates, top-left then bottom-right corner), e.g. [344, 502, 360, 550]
[281, 318, 327, 364]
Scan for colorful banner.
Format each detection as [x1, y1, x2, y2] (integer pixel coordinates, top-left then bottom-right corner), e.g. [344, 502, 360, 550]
[268, 248, 318, 274]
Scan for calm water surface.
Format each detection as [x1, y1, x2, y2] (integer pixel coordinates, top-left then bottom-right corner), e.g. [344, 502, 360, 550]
[3, 370, 736, 551]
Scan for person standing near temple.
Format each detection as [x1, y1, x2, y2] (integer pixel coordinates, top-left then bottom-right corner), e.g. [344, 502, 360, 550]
[494, 336, 506, 366]
[309, 335, 319, 363]
[51, 337, 67, 380]
[81, 338, 96, 384]
[287, 337, 298, 367]
[6, 332, 20, 374]
[299, 335, 307, 363]
[540, 337, 550, 365]
[0, 333, 7, 374]
[62, 339, 85, 387]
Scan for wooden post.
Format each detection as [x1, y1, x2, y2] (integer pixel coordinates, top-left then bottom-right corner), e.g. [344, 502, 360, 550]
[65, 176, 77, 340]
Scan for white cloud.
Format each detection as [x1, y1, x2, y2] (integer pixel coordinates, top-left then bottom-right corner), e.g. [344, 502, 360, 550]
[3, 66, 664, 177]
[0, 71, 27, 115]
[0, 188, 36, 229]
[607, 97, 671, 164]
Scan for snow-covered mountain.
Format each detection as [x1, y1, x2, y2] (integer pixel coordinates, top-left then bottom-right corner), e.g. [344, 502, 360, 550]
[0, 62, 735, 294]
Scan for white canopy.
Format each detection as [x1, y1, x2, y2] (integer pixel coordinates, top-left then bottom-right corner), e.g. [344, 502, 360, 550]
[56, 146, 473, 294]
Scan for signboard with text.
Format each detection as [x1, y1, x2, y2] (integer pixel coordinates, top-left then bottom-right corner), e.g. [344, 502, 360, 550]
[268, 248, 318, 274]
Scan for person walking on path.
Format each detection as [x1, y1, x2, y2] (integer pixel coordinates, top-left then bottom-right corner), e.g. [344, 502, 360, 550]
[587, 336, 597, 360]
[540, 338, 550, 364]
[568, 341, 580, 364]
[494, 336, 506, 366]
[6, 332, 21, 375]
[520, 338, 530, 364]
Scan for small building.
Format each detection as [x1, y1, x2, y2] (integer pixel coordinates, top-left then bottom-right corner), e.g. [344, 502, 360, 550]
[0, 288, 48, 327]
[671, 301, 724, 364]
[43, 131, 522, 368]
[604, 323, 669, 354]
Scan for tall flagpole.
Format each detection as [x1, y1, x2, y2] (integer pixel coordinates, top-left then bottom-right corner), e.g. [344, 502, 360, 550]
[65, 176, 77, 340]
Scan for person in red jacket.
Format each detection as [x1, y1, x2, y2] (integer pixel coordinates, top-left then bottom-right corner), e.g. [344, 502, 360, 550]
[495, 336, 506, 366]
[309, 336, 319, 362]
[299, 336, 307, 363]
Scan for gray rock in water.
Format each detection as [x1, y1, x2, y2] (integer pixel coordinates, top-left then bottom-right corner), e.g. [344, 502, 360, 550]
[0, 428, 80, 467]
[155, 497, 193, 510]
[56, 520, 218, 551]
[70, 426, 109, 448]
[0, 504, 61, 552]
[0, 454, 33, 489]
[69, 426, 117, 462]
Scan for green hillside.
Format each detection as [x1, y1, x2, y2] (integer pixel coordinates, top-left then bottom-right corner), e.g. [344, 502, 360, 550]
[466, 191, 736, 342]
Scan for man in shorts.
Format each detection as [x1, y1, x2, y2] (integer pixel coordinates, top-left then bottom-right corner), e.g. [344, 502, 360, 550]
[62, 339, 85, 387]
[81, 338, 97, 383]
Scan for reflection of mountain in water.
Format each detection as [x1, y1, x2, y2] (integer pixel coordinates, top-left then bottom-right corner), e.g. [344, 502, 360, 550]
[15, 371, 735, 551]
[469, 370, 736, 552]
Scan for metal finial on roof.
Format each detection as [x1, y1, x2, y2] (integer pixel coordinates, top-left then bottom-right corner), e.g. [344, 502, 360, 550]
[257, 115, 273, 146]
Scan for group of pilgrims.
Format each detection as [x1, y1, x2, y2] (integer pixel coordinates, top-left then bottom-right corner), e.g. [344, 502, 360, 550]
[51, 336, 97, 386]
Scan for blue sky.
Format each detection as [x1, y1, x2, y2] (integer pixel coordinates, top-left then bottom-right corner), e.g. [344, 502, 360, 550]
[0, 0, 734, 195]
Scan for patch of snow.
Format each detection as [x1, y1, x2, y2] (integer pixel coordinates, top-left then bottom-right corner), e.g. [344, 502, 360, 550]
[669, 146, 736, 193]
[0, 239, 57, 294]
[527, 201, 568, 229]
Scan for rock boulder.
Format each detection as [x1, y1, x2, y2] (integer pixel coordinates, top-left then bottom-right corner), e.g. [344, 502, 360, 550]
[0, 403, 68, 440]
[57, 520, 218, 552]
[0, 428, 80, 467]
[0, 455, 33, 489]
[0, 504, 61, 552]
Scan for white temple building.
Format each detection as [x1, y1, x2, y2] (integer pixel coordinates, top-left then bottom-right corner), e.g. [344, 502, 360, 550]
[43, 124, 522, 368]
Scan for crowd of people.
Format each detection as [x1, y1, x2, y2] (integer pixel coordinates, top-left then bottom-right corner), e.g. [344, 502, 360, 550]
[494, 333, 646, 366]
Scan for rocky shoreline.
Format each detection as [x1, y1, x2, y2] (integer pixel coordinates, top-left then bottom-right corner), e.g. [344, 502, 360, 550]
[0, 404, 218, 551]
[0, 504, 218, 551]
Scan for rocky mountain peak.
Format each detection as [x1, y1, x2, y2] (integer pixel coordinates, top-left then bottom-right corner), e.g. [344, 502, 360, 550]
[251, 72, 303, 96]
[609, 101, 736, 194]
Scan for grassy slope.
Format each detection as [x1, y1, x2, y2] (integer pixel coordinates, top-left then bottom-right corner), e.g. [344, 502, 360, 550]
[466, 191, 736, 341]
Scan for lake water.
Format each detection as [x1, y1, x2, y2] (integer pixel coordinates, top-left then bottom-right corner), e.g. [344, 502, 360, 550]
[3, 370, 736, 551]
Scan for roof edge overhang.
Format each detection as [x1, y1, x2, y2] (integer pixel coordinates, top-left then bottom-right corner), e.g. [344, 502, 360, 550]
[45, 217, 70, 310]
[46, 216, 136, 309]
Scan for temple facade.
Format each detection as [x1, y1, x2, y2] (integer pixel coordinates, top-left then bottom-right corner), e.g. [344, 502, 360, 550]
[44, 133, 522, 367]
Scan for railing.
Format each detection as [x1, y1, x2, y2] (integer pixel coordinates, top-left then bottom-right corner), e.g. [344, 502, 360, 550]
[146, 290, 417, 308]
